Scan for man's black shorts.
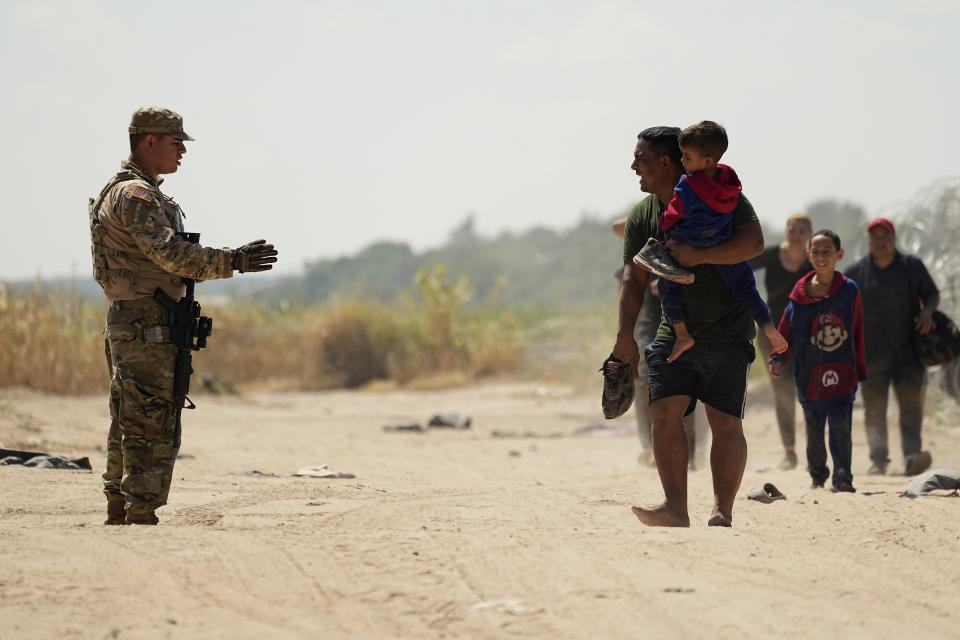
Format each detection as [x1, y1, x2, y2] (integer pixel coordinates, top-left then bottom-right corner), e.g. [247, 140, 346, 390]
[645, 340, 756, 418]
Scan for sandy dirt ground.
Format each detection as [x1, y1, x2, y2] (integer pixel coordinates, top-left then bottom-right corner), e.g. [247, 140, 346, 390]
[1, 379, 958, 640]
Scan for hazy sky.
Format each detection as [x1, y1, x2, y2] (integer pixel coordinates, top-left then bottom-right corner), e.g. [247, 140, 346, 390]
[2, 0, 957, 280]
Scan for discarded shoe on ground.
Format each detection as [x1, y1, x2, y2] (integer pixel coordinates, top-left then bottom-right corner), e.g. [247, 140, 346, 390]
[293, 464, 356, 479]
[600, 354, 634, 419]
[428, 413, 471, 429]
[633, 238, 694, 284]
[746, 482, 786, 503]
[904, 451, 933, 476]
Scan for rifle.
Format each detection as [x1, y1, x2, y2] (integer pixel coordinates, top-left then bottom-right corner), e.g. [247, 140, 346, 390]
[152, 232, 213, 413]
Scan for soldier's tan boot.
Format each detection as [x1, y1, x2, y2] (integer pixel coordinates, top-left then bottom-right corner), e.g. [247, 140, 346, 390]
[125, 511, 159, 525]
[104, 494, 127, 526]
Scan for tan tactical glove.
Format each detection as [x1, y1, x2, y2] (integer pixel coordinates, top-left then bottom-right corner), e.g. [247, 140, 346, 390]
[232, 239, 278, 273]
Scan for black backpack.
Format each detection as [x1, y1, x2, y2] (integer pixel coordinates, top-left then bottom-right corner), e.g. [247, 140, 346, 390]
[913, 310, 960, 367]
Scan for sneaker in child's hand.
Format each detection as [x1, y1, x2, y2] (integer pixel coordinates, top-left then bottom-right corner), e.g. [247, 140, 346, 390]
[633, 238, 694, 284]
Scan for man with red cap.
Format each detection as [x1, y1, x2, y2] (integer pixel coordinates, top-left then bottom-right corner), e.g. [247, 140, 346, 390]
[844, 217, 939, 476]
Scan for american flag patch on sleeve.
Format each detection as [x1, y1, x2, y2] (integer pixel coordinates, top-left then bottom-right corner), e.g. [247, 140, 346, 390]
[130, 186, 156, 204]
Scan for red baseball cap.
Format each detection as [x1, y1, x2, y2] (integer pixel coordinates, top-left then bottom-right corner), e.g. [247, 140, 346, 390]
[868, 217, 895, 233]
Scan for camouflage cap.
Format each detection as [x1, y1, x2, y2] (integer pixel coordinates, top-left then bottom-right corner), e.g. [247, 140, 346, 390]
[128, 106, 195, 141]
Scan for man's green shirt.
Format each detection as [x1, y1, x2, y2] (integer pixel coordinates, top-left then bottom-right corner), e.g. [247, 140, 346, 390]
[622, 193, 760, 344]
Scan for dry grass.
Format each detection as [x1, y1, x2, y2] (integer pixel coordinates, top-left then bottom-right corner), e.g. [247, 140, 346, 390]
[0, 267, 543, 395]
[0, 283, 108, 394]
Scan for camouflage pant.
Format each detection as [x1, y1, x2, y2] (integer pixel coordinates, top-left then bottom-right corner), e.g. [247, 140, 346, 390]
[102, 298, 181, 517]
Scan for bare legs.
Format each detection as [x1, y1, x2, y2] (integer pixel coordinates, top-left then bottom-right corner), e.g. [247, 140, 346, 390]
[631, 395, 691, 527]
[704, 405, 747, 527]
[634, 376, 705, 469]
[632, 396, 746, 527]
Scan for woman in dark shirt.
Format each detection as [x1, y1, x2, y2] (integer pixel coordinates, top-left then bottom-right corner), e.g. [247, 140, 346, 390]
[749, 213, 813, 470]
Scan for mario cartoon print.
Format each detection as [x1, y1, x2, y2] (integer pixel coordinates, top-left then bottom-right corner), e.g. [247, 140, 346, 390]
[807, 311, 857, 400]
[811, 312, 848, 352]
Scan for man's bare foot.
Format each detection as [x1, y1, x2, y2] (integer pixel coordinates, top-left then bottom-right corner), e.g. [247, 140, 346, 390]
[763, 324, 788, 354]
[668, 333, 694, 363]
[707, 508, 732, 527]
[630, 504, 690, 527]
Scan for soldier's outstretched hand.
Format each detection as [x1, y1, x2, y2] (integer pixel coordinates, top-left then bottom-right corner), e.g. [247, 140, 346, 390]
[232, 239, 278, 273]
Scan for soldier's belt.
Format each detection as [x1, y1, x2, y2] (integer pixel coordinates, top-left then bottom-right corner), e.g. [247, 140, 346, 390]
[110, 297, 162, 310]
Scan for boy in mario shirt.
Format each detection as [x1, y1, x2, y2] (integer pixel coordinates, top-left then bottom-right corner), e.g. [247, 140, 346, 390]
[769, 229, 867, 492]
[640, 121, 787, 363]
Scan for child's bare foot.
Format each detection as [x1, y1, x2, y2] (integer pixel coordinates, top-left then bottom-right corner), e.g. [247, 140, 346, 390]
[763, 324, 788, 354]
[668, 325, 694, 363]
[631, 504, 690, 527]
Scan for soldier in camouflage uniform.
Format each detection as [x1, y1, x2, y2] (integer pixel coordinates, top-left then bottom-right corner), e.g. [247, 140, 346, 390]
[90, 106, 278, 525]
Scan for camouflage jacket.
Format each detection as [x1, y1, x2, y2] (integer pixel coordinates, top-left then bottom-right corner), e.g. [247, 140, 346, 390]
[89, 160, 233, 301]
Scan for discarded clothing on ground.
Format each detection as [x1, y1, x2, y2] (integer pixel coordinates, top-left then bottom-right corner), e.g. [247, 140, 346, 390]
[428, 413, 471, 429]
[383, 423, 427, 433]
[0, 448, 91, 470]
[490, 429, 564, 439]
[384, 413, 472, 432]
[901, 468, 960, 498]
[293, 464, 356, 479]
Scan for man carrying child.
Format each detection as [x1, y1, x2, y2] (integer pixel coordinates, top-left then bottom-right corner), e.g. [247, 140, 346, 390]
[634, 121, 787, 364]
[612, 125, 764, 527]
